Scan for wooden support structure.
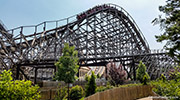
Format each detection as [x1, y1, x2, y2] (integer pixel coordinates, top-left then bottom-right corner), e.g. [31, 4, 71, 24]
[0, 4, 177, 81]
[16, 65, 20, 80]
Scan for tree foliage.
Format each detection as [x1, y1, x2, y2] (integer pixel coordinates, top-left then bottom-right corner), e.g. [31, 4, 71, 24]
[69, 85, 84, 100]
[54, 43, 79, 83]
[167, 66, 180, 81]
[54, 86, 67, 100]
[159, 74, 166, 82]
[54, 43, 79, 100]
[151, 68, 180, 100]
[107, 62, 127, 85]
[136, 61, 150, 84]
[85, 71, 96, 97]
[142, 74, 150, 85]
[0, 70, 40, 100]
[152, 0, 180, 63]
[85, 74, 90, 82]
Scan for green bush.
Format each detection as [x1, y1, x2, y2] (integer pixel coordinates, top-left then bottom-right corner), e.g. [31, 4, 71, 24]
[151, 80, 180, 100]
[85, 71, 96, 97]
[168, 66, 180, 81]
[96, 83, 142, 93]
[69, 85, 84, 100]
[54, 86, 67, 100]
[0, 70, 40, 100]
[159, 74, 166, 82]
[151, 69, 180, 100]
[118, 83, 142, 88]
[96, 84, 113, 92]
[96, 86, 107, 92]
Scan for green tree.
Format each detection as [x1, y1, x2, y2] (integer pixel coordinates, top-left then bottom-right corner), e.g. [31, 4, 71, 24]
[85, 71, 97, 97]
[85, 74, 90, 82]
[54, 43, 79, 100]
[136, 61, 150, 84]
[152, 0, 180, 63]
[69, 85, 84, 100]
[142, 74, 150, 85]
[97, 73, 100, 78]
[0, 70, 40, 100]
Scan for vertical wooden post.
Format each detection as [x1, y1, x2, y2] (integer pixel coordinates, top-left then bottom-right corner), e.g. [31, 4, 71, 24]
[34, 68, 38, 84]
[105, 65, 108, 80]
[77, 66, 80, 78]
[54, 66, 56, 74]
[132, 59, 136, 80]
[16, 65, 20, 80]
[68, 83, 70, 100]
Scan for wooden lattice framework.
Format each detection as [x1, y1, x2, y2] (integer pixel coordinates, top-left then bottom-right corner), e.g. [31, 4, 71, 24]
[0, 4, 177, 82]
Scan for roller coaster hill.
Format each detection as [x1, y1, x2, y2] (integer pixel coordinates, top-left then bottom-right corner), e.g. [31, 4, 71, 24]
[0, 4, 178, 83]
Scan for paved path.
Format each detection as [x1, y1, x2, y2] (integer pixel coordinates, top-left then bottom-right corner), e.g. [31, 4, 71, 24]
[137, 97, 152, 100]
[137, 97, 168, 100]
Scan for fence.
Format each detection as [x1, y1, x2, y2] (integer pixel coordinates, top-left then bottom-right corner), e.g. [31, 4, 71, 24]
[39, 84, 155, 100]
[39, 81, 106, 100]
[84, 85, 154, 100]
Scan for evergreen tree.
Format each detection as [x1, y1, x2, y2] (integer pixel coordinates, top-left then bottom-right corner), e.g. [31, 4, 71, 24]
[85, 71, 96, 97]
[152, 0, 180, 63]
[136, 61, 150, 83]
[54, 43, 79, 100]
[85, 74, 90, 82]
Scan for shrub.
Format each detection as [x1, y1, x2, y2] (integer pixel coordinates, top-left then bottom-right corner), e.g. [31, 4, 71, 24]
[69, 85, 84, 100]
[85, 71, 96, 97]
[151, 69, 180, 100]
[96, 83, 142, 93]
[168, 66, 180, 81]
[0, 70, 40, 100]
[159, 74, 166, 82]
[54, 86, 67, 100]
[151, 80, 180, 99]
[136, 61, 150, 83]
[118, 83, 142, 88]
[96, 84, 114, 92]
[96, 86, 107, 92]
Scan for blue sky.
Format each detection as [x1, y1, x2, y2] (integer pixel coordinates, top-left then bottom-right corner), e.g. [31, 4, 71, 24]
[0, 0, 166, 49]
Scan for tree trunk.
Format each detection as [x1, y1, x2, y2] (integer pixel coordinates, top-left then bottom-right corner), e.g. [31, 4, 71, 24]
[68, 83, 69, 100]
